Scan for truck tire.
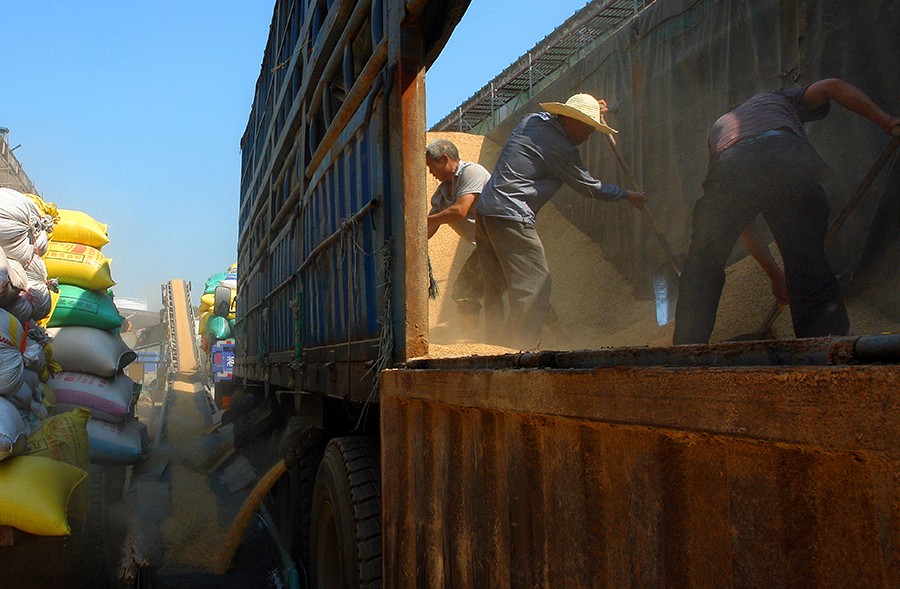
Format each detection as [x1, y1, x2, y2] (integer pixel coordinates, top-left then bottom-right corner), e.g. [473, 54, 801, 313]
[310, 437, 381, 589]
[71, 464, 113, 589]
[291, 441, 325, 575]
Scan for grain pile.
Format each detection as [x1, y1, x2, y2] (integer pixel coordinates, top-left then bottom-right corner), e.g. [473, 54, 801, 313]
[423, 132, 899, 358]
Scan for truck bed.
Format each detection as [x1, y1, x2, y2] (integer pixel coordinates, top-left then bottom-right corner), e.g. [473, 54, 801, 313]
[382, 336, 900, 587]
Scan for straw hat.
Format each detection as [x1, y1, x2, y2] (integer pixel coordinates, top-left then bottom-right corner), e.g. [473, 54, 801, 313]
[540, 93, 617, 134]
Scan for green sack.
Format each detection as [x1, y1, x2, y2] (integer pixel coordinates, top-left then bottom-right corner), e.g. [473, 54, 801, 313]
[204, 272, 227, 294]
[205, 315, 232, 340]
[47, 285, 124, 330]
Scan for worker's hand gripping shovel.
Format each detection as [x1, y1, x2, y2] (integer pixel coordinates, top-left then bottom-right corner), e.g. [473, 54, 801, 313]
[601, 131, 682, 325]
[731, 125, 900, 341]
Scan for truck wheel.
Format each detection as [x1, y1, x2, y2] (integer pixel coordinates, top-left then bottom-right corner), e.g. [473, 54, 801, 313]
[71, 464, 113, 589]
[310, 437, 381, 589]
[291, 441, 325, 574]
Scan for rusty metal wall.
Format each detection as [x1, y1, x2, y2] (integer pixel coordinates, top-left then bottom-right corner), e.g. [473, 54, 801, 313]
[381, 364, 900, 587]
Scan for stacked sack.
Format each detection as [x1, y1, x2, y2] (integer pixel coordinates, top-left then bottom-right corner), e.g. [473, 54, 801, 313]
[0, 189, 62, 463]
[198, 263, 237, 352]
[0, 188, 58, 326]
[43, 209, 144, 466]
[0, 193, 92, 538]
[0, 316, 48, 461]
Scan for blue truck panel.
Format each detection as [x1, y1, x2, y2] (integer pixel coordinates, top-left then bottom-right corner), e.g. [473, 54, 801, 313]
[236, 0, 468, 400]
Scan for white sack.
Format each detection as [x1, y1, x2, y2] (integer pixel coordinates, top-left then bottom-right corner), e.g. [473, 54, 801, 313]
[48, 371, 135, 423]
[0, 395, 27, 461]
[46, 326, 136, 378]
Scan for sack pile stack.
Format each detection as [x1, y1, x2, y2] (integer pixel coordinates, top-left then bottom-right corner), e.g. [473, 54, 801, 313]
[0, 188, 58, 326]
[198, 263, 237, 352]
[0, 189, 62, 464]
[0, 191, 96, 537]
[42, 209, 146, 466]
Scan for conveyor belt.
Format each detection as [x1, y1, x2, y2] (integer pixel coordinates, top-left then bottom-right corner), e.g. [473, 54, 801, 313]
[123, 280, 271, 587]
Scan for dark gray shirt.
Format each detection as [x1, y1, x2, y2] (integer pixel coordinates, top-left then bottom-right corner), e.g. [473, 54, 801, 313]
[708, 85, 830, 161]
[475, 112, 627, 225]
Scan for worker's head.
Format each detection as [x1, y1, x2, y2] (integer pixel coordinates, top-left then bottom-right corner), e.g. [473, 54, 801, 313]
[425, 138, 460, 183]
[540, 93, 618, 145]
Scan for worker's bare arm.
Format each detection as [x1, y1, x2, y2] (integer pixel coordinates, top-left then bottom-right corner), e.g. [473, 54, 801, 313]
[426, 192, 477, 238]
[741, 219, 789, 305]
[625, 190, 647, 210]
[803, 78, 900, 133]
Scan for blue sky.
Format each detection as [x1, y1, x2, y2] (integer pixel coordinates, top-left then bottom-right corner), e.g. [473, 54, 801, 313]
[2, 1, 588, 308]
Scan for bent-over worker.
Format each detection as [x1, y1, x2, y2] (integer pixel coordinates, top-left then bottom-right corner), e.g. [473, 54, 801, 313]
[673, 78, 900, 345]
[475, 93, 646, 349]
[426, 138, 491, 333]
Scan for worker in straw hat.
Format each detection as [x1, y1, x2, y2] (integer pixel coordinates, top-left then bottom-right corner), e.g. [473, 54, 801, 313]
[475, 92, 647, 350]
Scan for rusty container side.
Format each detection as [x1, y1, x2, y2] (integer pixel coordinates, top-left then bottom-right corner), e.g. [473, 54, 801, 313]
[381, 365, 900, 588]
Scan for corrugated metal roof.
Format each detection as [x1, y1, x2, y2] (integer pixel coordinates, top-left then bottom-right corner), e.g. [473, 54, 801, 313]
[431, 0, 655, 133]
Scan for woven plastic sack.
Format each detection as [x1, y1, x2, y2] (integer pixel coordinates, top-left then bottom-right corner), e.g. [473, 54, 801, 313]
[0, 310, 26, 398]
[204, 271, 227, 294]
[34, 230, 49, 258]
[0, 454, 87, 535]
[7, 380, 33, 411]
[50, 209, 109, 249]
[23, 338, 45, 373]
[24, 408, 91, 518]
[0, 247, 26, 305]
[198, 310, 211, 335]
[38, 342, 63, 383]
[41, 382, 55, 408]
[23, 251, 51, 320]
[87, 418, 143, 464]
[0, 188, 45, 264]
[205, 315, 232, 340]
[199, 292, 214, 314]
[24, 194, 59, 228]
[46, 326, 135, 378]
[44, 242, 115, 291]
[48, 371, 135, 423]
[46, 284, 124, 330]
[0, 395, 27, 461]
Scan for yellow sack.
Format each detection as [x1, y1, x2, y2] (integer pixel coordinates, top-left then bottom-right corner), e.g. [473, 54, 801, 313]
[199, 289, 236, 317]
[45, 242, 115, 291]
[0, 455, 87, 535]
[41, 381, 55, 407]
[51, 209, 109, 249]
[38, 344, 62, 383]
[25, 408, 91, 518]
[36, 289, 60, 328]
[25, 194, 60, 226]
[199, 292, 214, 314]
[198, 310, 211, 335]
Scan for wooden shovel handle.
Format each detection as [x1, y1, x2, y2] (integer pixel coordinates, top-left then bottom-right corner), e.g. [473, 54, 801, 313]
[602, 133, 682, 274]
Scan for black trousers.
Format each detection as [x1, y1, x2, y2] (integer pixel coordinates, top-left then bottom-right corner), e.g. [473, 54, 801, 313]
[672, 134, 850, 344]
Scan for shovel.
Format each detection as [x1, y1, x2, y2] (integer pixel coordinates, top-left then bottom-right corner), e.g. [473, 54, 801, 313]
[602, 133, 682, 325]
[729, 126, 900, 341]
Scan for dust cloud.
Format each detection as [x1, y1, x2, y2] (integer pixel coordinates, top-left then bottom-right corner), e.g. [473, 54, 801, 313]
[424, 132, 900, 357]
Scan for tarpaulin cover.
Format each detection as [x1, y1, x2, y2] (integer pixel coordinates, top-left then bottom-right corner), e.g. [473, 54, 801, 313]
[486, 0, 900, 301]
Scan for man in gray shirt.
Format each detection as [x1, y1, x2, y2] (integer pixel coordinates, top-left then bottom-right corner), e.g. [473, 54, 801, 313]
[426, 138, 491, 334]
[475, 93, 646, 349]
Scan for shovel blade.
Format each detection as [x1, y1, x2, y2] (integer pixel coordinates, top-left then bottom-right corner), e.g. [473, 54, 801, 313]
[653, 263, 680, 326]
